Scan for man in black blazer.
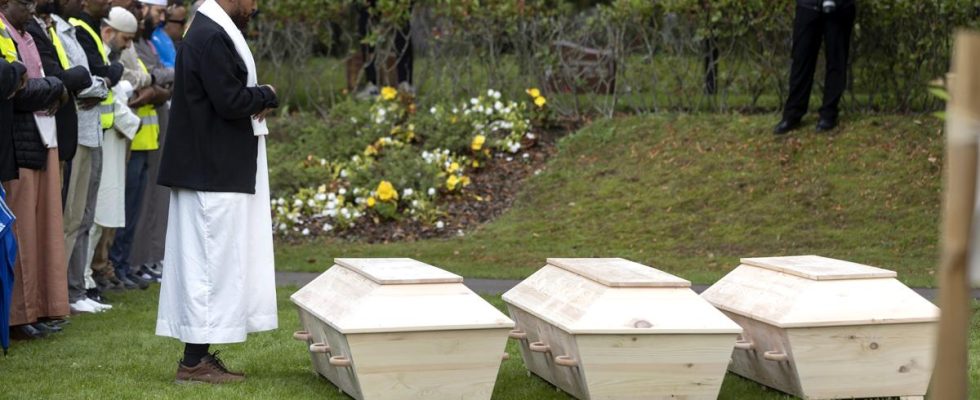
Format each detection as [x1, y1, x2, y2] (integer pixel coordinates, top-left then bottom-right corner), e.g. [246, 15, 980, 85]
[774, 0, 856, 135]
[155, 0, 278, 385]
[0, 58, 26, 183]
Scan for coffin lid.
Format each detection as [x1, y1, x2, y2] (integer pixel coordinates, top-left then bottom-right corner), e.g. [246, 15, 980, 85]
[335, 258, 464, 284]
[702, 255, 939, 328]
[741, 255, 897, 281]
[290, 259, 514, 334]
[503, 259, 742, 335]
[547, 258, 691, 288]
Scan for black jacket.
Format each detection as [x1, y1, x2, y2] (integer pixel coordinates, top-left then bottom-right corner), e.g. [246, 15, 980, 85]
[71, 12, 123, 85]
[10, 76, 65, 171]
[158, 14, 277, 194]
[26, 19, 92, 162]
[797, 0, 855, 11]
[0, 59, 26, 181]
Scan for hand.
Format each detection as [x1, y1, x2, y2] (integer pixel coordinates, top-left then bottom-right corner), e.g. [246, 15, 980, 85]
[253, 108, 274, 123]
[46, 88, 69, 115]
[127, 87, 154, 108]
[78, 96, 103, 110]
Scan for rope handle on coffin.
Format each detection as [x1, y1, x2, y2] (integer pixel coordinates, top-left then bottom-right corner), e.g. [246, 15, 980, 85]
[309, 343, 332, 353]
[329, 356, 352, 367]
[734, 339, 754, 350]
[293, 331, 311, 341]
[529, 342, 551, 353]
[554, 355, 578, 367]
[509, 329, 528, 340]
[763, 350, 789, 362]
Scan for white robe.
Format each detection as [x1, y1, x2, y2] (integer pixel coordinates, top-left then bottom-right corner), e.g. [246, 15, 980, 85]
[155, 138, 278, 344]
[155, 1, 277, 343]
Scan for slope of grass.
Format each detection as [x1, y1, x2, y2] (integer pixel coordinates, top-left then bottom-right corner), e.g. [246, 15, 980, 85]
[6, 288, 972, 398]
[277, 114, 944, 287]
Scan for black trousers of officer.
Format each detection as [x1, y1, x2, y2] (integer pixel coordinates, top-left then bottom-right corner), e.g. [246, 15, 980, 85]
[783, 3, 856, 122]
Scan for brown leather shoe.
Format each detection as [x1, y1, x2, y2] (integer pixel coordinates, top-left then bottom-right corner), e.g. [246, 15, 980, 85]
[175, 352, 246, 384]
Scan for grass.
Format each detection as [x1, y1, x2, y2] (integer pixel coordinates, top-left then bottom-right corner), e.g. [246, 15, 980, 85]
[4, 287, 974, 398]
[276, 113, 944, 288]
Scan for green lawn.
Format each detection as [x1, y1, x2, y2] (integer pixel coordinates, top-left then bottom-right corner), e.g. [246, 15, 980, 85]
[276, 114, 944, 288]
[3, 287, 974, 398]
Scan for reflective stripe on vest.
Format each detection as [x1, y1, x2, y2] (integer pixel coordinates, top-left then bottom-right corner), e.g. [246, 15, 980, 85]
[69, 18, 114, 130]
[130, 59, 159, 151]
[0, 19, 18, 63]
[47, 26, 70, 69]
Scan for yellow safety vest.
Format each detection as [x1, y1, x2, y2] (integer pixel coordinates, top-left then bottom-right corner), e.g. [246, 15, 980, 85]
[47, 26, 70, 69]
[130, 59, 159, 151]
[0, 18, 19, 63]
[69, 18, 114, 130]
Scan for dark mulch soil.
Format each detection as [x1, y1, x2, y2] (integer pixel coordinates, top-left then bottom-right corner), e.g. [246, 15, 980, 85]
[321, 122, 576, 244]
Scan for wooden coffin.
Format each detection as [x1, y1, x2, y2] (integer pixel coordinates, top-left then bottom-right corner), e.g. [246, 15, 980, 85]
[290, 258, 515, 400]
[701, 255, 940, 400]
[503, 258, 742, 400]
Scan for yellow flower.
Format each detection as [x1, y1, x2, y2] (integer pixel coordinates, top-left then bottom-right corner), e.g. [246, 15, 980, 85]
[526, 88, 541, 98]
[380, 86, 398, 101]
[471, 135, 486, 152]
[447, 162, 461, 174]
[446, 175, 460, 191]
[471, 160, 480, 168]
[376, 180, 398, 202]
[317, 185, 327, 194]
[367, 197, 377, 208]
[461, 176, 472, 187]
[364, 145, 378, 157]
[534, 96, 547, 108]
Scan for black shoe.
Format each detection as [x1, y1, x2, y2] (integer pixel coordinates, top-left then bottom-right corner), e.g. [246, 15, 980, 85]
[86, 288, 110, 304]
[42, 318, 70, 327]
[773, 119, 801, 135]
[118, 274, 139, 290]
[816, 118, 838, 132]
[32, 323, 62, 334]
[10, 324, 48, 340]
[126, 272, 151, 290]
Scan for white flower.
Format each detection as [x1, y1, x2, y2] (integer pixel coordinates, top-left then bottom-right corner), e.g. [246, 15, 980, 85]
[523, 153, 531, 160]
[302, 228, 310, 236]
[278, 223, 287, 231]
[492, 90, 501, 100]
[412, 200, 419, 207]
[403, 188, 414, 197]
[452, 107, 459, 114]
[320, 159, 327, 166]
[322, 223, 334, 232]
[506, 157, 513, 162]
[485, 108, 493, 115]
[314, 193, 327, 202]
[430, 107, 437, 115]
[470, 98, 479, 105]
[436, 221, 445, 230]
[457, 229, 465, 237]
[277, 198, 285, 205]
[526, 132, 536, 140]
[293, 199, 303, 207]
[307, 199, 316, 207]
[508, 141, 522, 153]
[428, 188, 436, 197]
[340, 169, 349, 178]
[487, 89, 494, 97]
[326, 209, 338, 217]
[494, 101, 503, 111]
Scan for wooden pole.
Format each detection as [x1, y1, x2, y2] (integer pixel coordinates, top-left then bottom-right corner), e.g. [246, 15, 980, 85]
[932, 30, 980, 400]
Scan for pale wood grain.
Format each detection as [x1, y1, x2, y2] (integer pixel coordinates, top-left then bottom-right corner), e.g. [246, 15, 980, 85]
[701, 264, 939, 328]
[504, 265, 741, 335]
[347, 329, 510, 400]
[291, 262, 514, 334]
[335, 258, 463, 284]
[740, 255, 896, 281]
[546, 258, 691, 288]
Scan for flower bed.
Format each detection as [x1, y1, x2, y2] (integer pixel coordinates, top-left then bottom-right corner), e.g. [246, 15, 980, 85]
[271, 87, 557, 240]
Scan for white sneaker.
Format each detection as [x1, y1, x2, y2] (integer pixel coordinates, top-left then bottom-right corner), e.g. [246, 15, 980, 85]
[70, 299, 98, 314]
[83, 297, 112, 312]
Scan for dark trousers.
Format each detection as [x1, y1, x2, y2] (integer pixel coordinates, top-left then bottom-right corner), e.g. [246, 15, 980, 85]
[783, 4, 856, 122]
[356, 2, 414, 85]
[109, 151, 149, 277]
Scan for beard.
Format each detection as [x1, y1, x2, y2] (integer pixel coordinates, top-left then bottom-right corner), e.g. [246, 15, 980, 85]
[142, 17, 156, 40]
[230, 8, 256, 30]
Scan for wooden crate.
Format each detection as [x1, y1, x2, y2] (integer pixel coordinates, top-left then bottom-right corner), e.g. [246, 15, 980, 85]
[503, 258, 742, 400]
[701, 255, 940, 400]
[290, 258, 514, 400]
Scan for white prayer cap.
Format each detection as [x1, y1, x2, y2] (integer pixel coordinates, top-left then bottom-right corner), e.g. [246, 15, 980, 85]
[139, 0, 169, 6]
[103, 7, 138, 34]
